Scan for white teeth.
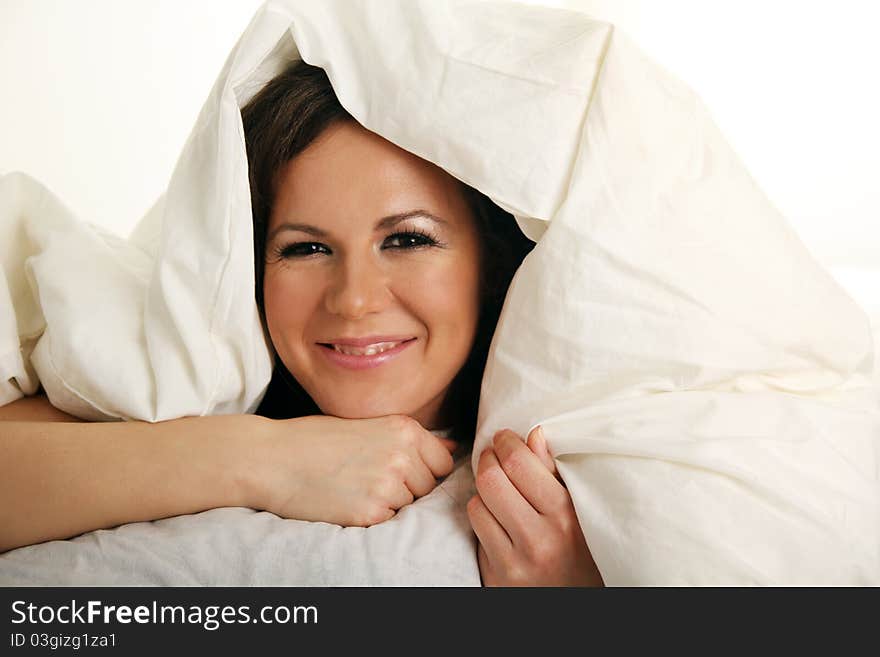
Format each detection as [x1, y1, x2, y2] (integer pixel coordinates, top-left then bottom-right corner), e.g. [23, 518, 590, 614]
[332, 341, 403, 356]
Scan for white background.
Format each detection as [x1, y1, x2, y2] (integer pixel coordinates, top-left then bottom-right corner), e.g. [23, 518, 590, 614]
[1, 0, 878, 272]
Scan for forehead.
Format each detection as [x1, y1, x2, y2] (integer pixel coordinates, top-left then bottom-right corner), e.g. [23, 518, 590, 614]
[271, 121, 471, 227]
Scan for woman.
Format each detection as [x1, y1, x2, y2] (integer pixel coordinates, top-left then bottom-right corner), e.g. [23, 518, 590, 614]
[0, 60, 601, 586]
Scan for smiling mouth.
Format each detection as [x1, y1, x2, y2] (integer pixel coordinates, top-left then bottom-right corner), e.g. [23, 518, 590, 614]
[316, 337, 418, 371]
[318, 338, 417, 356]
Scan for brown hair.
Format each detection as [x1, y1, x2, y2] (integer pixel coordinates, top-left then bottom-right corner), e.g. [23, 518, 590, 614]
[241, 60, 534, 441]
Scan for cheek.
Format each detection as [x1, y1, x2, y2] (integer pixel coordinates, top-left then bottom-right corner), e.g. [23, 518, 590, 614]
[401, 254, 481, 338]
[263, 267, 316, 342]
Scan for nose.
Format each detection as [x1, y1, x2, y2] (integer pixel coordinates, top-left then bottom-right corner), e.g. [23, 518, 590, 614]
[323, 252, 393, 319]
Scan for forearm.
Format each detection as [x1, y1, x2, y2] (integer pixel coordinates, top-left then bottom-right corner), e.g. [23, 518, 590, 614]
[0, 414, 262, 552]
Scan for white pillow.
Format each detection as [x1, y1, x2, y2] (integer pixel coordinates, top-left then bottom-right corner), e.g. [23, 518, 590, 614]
[1, 0, 877, 584]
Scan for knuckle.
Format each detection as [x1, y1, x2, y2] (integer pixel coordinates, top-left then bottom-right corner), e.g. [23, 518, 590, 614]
[368, 477, 396, 503]
[388, 413, 417, 436]
[548, 491, 574, 519]
[526, 539, 555, 565]
[387, 451, 411, 475]
[475, 466, 503, 495]
[502, 561, 529, 586]
[555, 510, 576, 536]
[465, 494, 482, 517]
[498, 448, 526, 478]
[396, 433, 419, 453]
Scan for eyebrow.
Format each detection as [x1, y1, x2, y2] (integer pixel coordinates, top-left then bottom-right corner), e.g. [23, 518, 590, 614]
[266, 210, 448, 242]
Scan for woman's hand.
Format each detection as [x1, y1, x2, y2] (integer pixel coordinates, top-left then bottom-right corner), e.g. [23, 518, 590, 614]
[247, 414, 458, 527]
[467, 426, 604, 587]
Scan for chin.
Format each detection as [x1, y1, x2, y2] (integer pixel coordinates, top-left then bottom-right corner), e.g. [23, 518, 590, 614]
[319, 398, 412, 421]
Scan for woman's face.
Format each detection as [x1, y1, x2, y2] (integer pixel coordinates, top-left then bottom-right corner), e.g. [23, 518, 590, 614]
[263, 120, 482, 430]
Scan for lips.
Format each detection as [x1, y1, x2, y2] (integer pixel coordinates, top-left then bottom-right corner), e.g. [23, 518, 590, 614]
[316, 337, 417, 371]
[320, 335, 416, 348]
[329, 340, 406, 356]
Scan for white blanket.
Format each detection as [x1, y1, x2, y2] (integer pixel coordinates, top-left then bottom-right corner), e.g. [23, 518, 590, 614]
[1, 0, 878, 585]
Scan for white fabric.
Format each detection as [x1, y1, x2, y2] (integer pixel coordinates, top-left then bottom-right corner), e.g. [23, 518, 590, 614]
[1, 0, 878, 584]
[827, 265, 880, 388]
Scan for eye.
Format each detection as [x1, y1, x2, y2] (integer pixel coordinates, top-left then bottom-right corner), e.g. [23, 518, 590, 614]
[383, 229, 439, 250]
[274, 242, 330, 259]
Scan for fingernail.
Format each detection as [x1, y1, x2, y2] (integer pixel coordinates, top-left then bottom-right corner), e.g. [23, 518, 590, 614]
[536, 425, 547, 450]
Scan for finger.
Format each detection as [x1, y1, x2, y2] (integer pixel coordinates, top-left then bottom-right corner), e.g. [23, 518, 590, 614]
[475, 447, 539, 547]
[404, 457, 439, 499]
[494, 429, 568, 516]
[438, 437, 459, 454]
[467, 493, 512, 557]
[526, 425, 556, 475]
[477, 543, 497, 587]
[386, 480, 415, 511]
[418, 433, 456, 479]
